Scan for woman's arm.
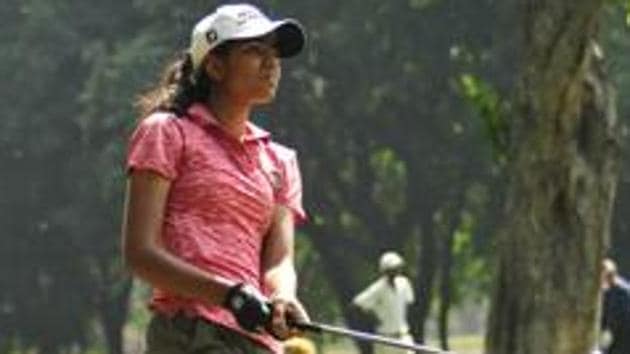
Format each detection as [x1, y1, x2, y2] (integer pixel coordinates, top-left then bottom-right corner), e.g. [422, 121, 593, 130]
[352, 279, 383, 311]
[262, 205, 309, 338]
[122, 170, 232, 306]
[262, 206, 297, 298]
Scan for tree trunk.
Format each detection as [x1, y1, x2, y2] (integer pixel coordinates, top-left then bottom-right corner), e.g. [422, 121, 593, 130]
[410, 213, 438, 343]
[486, 1, 619, 354]
[97, 266, 132, 354]
[438, 231, 454, 351]
[100, 282, 132, 354]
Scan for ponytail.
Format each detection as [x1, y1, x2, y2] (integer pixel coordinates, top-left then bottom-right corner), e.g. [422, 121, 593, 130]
[135, 51, 212, 118]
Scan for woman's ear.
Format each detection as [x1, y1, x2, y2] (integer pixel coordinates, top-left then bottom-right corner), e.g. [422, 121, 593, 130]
[204, 54, 225, 82]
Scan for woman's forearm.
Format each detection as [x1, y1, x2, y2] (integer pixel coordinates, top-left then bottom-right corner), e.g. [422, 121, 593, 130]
[122, 172, 232, 306]
[125, 243, 232, 306]
[261, 206, 298, 299]
[263, 258, 297, 298]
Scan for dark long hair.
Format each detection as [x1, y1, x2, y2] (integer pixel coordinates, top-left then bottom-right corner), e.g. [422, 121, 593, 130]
[135, 46, 228, 118]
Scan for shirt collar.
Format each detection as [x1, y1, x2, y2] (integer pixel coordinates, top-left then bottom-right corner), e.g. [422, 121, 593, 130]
[186, 103, 271, 142]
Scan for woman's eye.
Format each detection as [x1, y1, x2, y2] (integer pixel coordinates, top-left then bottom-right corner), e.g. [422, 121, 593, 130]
[244, 43, 277, 57]
[243, 44, 264, 54]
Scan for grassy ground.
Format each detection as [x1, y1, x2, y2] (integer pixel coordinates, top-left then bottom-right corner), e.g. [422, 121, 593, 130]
[321, 334, 484, 354]
[442, 334, 484, 354]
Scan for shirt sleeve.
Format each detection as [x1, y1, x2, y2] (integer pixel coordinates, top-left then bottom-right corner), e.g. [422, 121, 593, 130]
[126, 113, 184, 180]
[353, 279, 383, 311]
[270, 144, 306, 224]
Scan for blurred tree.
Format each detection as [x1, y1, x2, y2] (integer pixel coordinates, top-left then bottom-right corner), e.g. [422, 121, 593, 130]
[274, 1, 503, 350]
[0, 1, 205, 352]
[0, 1, 103, 352]
[485, 1, 620, 353]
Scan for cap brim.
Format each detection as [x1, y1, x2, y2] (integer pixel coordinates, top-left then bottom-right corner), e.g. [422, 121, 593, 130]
[229, 19, 305, 58]
[271, 20, 305, 58]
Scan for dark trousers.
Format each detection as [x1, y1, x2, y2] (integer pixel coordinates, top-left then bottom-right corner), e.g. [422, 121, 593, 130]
[145, 313, 272, 354]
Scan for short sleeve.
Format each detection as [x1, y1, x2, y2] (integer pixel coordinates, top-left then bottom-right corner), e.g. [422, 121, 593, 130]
[353, 279, 384, 311]
[269, 143, 306, 224]
[126, 113, 184, 180]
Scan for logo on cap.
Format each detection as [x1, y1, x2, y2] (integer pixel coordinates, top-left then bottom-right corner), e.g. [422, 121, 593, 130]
[236, 10, 261, 25]
[206, 29, 218, 44]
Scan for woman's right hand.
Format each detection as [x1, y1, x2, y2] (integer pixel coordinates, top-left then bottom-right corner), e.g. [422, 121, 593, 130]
[266, 296, 310, 340]
[224, 283, 273, 332]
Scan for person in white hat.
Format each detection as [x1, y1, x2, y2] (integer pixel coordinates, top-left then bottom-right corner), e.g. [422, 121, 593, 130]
[352, 251, 416, 354]
[122, 3, 307, 354]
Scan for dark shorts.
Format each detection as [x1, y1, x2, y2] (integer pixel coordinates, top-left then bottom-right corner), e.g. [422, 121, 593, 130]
[145, 313, 272, 354]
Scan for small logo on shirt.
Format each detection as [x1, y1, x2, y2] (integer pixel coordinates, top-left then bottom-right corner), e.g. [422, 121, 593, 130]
[268, 170, 282, 192]
[259, 150, 282, 192]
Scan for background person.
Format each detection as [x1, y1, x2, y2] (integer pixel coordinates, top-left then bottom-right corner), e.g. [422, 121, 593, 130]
[600, 258, 630, 354]
[352, 251, 415, 354]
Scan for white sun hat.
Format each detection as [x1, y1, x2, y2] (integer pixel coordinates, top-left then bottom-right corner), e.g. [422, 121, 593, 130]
[379, 251, 405, 272]
[189, 3, 306, 69]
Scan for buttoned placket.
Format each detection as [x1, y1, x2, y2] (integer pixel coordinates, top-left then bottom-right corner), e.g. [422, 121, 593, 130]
[239, 138, 282, 197]
[194, 111, 278, 193]
[205, 125, 262, 178]
[235, 140, 258, 174]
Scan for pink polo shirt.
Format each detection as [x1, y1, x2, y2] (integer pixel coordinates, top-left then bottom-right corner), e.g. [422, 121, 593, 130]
[126, 103, 306, 353]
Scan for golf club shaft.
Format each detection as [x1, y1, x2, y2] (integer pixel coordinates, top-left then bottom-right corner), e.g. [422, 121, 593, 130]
[293, 321, 454, 354]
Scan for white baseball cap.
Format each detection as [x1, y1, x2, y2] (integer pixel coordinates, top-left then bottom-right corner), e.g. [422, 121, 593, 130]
[379, 251, 405, 272]
[189, 4, 306, 70]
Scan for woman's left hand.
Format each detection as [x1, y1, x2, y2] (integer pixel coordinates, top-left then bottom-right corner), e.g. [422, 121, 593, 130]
[267, 296, 310, 340]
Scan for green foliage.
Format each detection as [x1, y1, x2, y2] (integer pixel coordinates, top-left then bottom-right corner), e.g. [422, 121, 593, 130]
[295, 233, 342, 322]
[451, 211, 492, 304]
[605, 0, 630, 26]
[369, 147, 408, 224]
[433, 181, 494, 308]
[459, 73, 510, 165]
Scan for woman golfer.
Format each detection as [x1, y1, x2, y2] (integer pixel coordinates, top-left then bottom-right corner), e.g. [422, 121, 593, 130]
[121, 3, 308, 353]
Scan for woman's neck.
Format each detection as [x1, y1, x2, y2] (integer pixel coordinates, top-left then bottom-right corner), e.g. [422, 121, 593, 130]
[208, 92, 251, 141]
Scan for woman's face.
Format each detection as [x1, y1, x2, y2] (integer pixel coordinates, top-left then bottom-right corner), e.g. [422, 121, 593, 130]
[208, 35, 282, 105]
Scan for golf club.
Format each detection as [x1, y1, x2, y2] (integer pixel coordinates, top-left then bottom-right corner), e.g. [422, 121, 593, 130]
[292, 321, 456, 354]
